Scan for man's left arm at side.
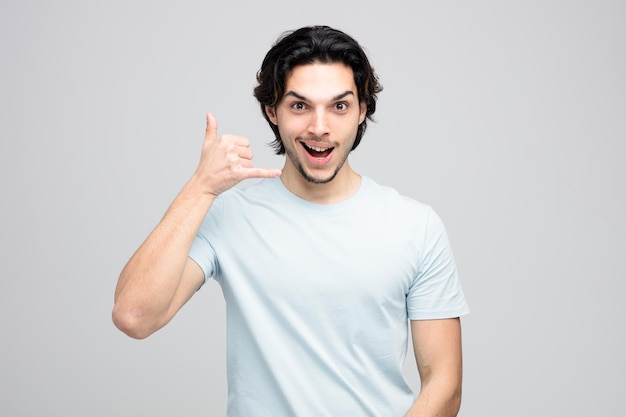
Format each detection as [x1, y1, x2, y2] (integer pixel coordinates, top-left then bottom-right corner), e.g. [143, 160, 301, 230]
[404, 318, 464, 417]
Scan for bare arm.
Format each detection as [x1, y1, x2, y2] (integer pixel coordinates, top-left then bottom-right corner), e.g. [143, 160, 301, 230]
[112, 113, 281, 339]
[404, 318, 464, 417]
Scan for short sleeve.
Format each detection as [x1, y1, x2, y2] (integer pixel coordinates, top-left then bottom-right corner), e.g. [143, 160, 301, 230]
[188, 197, 224, 284]
[407, 208, 470, 320]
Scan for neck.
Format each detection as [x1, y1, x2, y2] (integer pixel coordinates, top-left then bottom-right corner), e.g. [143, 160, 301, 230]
[280, 161, 361, 204]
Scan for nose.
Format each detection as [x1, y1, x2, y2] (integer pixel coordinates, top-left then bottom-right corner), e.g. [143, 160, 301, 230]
[308, 108, 330, 137]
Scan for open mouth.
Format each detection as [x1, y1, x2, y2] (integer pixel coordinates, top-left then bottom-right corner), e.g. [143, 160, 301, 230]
[302, 142, 334, 158]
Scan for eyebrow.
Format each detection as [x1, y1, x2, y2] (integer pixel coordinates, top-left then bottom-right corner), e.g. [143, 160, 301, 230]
[283, 90, 355, 102]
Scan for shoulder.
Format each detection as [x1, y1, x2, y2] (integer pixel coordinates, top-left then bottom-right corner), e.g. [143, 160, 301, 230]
[360, 177, 453, 244]
[215, 178, 280, 206]
[361, 176, 434, 218]
[199, 179, 283, 238]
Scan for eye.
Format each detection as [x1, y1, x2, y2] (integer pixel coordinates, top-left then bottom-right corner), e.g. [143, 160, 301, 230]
[334, 102, 349, 111]
[291, 102, 307, 111]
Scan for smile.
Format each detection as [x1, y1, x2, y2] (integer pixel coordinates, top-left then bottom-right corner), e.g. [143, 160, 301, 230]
[302, 142, 334, 158]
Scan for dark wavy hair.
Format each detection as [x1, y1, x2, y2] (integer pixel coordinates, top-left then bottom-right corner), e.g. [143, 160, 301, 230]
[253, 26, 383, 155]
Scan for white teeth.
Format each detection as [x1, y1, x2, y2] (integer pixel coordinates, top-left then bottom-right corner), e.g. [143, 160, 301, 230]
[304, 143, 330, 152]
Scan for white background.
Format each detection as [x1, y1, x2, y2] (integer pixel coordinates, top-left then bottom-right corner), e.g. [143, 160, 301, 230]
[1, 0, 624, 416]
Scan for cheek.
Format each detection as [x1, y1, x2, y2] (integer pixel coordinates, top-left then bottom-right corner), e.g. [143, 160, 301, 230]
[276, 123, 296, 142]
[278, 116, 308, 136]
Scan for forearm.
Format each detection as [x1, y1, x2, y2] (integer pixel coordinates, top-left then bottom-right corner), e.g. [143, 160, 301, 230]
[113, 178, 215, 337]
[404, 378, 462, 417]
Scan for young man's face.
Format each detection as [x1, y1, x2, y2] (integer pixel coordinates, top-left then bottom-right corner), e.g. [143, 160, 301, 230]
[265, 62, 366, 184]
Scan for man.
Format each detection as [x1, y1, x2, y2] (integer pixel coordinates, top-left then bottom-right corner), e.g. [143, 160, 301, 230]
[113, 25, 469, 417]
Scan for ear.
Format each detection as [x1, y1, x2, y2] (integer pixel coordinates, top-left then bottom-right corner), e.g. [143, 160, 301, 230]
[265, 106, 278, 125]
[358, 101, 367, 124]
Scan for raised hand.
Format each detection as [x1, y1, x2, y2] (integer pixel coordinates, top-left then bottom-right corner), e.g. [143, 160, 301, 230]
[192, 112, 281, 196]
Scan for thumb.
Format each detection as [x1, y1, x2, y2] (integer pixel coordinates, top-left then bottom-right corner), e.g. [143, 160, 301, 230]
[204, 112, 218, 142]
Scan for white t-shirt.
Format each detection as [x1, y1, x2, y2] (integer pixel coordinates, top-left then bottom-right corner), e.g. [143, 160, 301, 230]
[189, 176, 469, 417]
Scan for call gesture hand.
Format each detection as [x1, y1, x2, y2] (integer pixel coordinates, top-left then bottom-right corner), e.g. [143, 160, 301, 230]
[192, 112, 281, 197]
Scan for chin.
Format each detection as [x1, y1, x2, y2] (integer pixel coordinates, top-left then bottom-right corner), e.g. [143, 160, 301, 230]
[299, 167, 339, 184]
